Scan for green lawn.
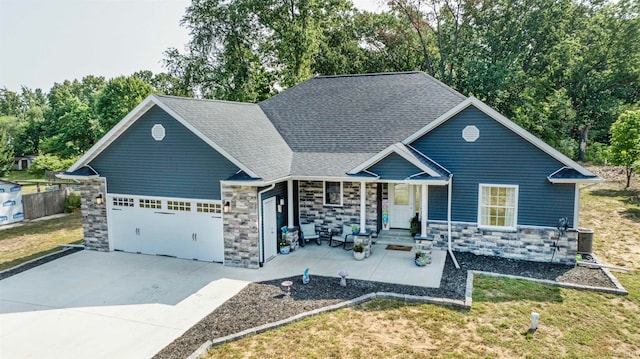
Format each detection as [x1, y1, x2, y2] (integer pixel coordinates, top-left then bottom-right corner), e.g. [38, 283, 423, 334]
[0, 213, 83, 271]
[1, 170, 45, 182]
[204, 179, 640, 358]
[1, 170, 48, 194]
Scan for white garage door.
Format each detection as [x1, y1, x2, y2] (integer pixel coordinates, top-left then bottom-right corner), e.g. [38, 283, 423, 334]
[107, 194, 224, 262]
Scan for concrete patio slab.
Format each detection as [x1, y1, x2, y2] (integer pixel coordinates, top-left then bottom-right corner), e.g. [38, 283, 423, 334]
[0, 243, 446, 358]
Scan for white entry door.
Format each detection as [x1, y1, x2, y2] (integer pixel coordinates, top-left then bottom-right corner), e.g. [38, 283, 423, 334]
[263, 197, 278, 261]
[389, 184, 414, 229]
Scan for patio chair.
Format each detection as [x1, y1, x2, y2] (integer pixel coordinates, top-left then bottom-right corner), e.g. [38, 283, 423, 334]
[329, 224, 355, 249]
[300, 223, 322, 245]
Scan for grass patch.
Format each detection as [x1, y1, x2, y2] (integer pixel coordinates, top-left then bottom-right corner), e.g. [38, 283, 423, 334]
[0, 213, 83, 271]
[203, 179, 640, 358]
[0, 170, 45, 182]
[473, 277, 563, 303]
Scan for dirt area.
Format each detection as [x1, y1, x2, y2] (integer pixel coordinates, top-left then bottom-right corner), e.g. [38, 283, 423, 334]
[583, 165, 640, 270]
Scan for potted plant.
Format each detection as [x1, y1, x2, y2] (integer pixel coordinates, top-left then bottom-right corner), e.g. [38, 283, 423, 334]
[351, 224, 359, 234]
[415, 255, 430, 266]
[279, 237, 290, 255]
[353, 243, 365, 260]
[409, 214, 421, 237]
[415, 248, 423, 260]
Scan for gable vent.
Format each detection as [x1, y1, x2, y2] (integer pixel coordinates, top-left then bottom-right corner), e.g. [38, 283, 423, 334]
[152, 124, 165, 141]
[462, 125, 479, 142]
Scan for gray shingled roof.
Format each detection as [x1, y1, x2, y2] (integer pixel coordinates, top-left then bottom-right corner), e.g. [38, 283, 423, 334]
[291, 152, 375, 177]
[259, 72, 466, 154]
[154, 95, 292, 181]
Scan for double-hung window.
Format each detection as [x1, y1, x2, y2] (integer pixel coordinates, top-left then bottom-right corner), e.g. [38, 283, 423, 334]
[478, 184, 518, 230]
[324, 181, 342, 206]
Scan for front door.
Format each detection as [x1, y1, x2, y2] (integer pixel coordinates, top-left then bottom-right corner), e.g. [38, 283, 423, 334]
[263, 197, 278, 261]
[389, 183, 414, 229]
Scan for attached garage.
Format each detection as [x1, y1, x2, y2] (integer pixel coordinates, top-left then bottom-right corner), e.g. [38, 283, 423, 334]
[106, 194, 224, 262]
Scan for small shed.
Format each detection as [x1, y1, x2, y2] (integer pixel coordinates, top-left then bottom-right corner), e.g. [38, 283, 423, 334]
[0, 180, 24, 225]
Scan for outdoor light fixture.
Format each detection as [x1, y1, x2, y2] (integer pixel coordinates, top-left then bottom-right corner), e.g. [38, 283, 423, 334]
[95, 193, 103, 205]
[223, 201, 230, 213]
[277, 198, 284, 213]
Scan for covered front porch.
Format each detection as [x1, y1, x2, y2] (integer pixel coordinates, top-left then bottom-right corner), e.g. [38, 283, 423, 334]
[265, 242, 447, 288]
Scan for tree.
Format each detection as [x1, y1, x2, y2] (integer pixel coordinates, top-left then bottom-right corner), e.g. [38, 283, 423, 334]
[0, 128, 14, 176]
[164, 0, 358, 100]
[164, 0, 274, 101]
[42, 77, 106, 158]
[610, 110, 640, 188]
[95, 75, 154, 133]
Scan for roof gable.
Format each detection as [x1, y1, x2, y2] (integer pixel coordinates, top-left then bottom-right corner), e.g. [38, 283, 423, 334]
[403, 97, 597, 177]
[69, 95, 292, 181]
[348, 143, 448, 180]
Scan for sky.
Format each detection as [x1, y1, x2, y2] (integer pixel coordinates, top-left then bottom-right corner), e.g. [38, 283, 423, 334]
[0, 0, 387, 93]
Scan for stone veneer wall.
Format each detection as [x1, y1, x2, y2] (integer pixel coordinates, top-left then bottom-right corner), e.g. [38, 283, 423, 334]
[424, 221, 578, 264]
[222, 185, 259, 268]
[298, 181, 377, 234]
[79, 178, 109, 251]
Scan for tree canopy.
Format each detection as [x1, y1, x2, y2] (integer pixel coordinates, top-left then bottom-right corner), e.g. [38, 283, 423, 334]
[610, 110, 640, 188]
[165, 0, 639, 160]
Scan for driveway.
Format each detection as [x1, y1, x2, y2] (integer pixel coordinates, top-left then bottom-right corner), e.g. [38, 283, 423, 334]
[0, 245, 446, 358]
[0, 251, 249, 359]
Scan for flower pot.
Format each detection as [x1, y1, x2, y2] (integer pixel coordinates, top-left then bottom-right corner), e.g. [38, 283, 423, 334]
[354, 251, 365, 260]
[280, 246, 290, 255]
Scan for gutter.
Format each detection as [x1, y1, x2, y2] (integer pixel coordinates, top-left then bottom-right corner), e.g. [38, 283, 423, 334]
[447, 175, 460, 269]
[256, 184, 276, 266]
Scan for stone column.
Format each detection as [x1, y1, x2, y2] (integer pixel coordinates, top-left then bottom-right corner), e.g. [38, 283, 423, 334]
[222, 185, 259, 268]
[79, 178, 109, 251]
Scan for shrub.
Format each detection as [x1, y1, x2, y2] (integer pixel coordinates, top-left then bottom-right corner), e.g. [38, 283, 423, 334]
[555, 138, 579, 160]
[584, 142, 610, 165]
[64, 192, 82, 213]
[30, 154, 79, 176]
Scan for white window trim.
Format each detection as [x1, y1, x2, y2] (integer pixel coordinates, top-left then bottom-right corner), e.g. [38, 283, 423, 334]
[323, 181, 343, 207]
[477, 184, 519, 231]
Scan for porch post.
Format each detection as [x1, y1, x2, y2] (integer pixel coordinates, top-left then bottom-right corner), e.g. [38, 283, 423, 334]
[287, 179, 294, 227]
[420, 183, 428, 237]
[360, 181, 366, 233]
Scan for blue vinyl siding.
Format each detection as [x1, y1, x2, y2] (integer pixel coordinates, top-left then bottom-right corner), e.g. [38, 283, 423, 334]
[89, 105, 240, 200]
[413, 106, 575, 227]
[369, 153, 424, 179]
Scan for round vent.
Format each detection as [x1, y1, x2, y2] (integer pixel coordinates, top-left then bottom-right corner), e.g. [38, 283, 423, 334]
[151, 124, 165, 141]
[462, 125, 479, 142]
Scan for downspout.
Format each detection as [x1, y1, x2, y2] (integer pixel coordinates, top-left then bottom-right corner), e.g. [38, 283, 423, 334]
[447, 175, 460, 269]
[257, 183, 276, 267]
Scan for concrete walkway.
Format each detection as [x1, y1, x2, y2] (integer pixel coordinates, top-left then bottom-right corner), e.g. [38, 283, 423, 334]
[0, 245, 445, 358]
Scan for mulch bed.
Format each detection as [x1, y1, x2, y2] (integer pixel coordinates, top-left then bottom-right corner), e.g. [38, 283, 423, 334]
[153, 252, 618, 359]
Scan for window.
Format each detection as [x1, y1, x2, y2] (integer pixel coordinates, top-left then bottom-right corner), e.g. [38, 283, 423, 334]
[324, 181, 342, 206]
[196, 202, 221, 214]
[167, 200, 191, 211]
[112, 197, 134, 207]
[139, 199, 162, 209]
[478, 184, 518, 230]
